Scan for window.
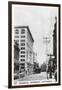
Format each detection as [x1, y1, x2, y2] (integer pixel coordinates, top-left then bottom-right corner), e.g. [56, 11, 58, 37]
[15, 29, 19, 34]
[21, 67, 25, 69]
[21, 59, 25, 61]
[15, 36, 19, 38]
[21, 40, 25, 42]
[21, 29, 25, 34]
[21, 29, 25, 32]
[21, 51, 25, 54]
[21, 47, 25, 50]
[20, 63, 25, 68]
[21, 43, 25, 46]
[21, 55, 25, 57]
[21, 63, 25, 66]
[16, 40, 19, 43]
[21, 36, 25, 38]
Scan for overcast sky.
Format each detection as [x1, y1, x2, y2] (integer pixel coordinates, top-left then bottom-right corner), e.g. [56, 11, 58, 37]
[12, 4, 58, 65]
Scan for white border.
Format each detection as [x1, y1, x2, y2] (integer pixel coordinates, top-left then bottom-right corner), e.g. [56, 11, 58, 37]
[12, 3, 59, 86]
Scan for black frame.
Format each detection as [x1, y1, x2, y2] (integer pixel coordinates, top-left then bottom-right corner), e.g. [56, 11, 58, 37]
[8, 1, 61, 88]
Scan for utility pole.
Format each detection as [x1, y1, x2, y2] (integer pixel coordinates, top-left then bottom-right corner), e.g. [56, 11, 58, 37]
[43, 37, 50, 61]
[43, 37, 50, 79]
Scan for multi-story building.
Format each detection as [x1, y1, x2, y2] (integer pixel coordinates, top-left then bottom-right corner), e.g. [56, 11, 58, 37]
[53, 17, 57, 73]
[47, 17, 57, 79]
[14, 26, 34, 75]
[14, 40, 19, 79]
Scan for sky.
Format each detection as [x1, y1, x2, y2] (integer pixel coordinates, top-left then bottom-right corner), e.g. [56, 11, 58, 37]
[12, 4, 58, 65]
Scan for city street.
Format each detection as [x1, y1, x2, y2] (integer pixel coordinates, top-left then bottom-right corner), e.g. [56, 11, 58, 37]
[18, 72, 48, 81]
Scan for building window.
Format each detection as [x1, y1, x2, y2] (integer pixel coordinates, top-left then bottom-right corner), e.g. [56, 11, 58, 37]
[15, 40, 19, 44]
[21, 43, 25, 46]
[21, 55, 25, 57]
[21, 29, 25, 34]
[20, 63, 25, 68]
[21, 51, 25, 54]
[21, 67, 25, 69]
[21, 63, 25, 66]
[21, 36, 25, 38]
[21, 59, 25, 61]
[15, 36, 19, 38]
[15, 29, 19, 34]
[21, 40, 25, 42]
[21, 47, 25, 50]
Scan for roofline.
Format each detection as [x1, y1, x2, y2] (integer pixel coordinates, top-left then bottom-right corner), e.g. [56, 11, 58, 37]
[14, 26, 34, 42]
[14, 26, 29, 28]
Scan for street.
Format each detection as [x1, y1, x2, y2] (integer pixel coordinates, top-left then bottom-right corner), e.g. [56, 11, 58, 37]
[18, 72, 47, 81]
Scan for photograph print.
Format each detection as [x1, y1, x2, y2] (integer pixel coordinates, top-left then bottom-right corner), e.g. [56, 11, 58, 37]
[8, 1, 60, 88]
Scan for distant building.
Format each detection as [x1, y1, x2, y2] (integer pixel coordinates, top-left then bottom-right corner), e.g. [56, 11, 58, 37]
[14, 26, 34, 75]
[14, 40, 19, 79]
[33, 52, 37, 63]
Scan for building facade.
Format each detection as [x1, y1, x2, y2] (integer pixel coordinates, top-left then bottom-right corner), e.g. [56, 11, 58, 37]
[14, 26, 34, 75]
[14, 40, 19, 79]
[46, 17, 57, 79]
[53, 17, 57, 73]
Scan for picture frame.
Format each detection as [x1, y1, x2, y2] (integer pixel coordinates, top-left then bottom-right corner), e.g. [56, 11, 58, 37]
[8, 1, 61, 88]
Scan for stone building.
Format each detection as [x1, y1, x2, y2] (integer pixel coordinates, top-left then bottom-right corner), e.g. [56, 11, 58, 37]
[14, 26, 34, 75]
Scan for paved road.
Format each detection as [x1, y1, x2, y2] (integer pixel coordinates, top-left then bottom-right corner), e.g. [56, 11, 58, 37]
[19, 72, 47, 81]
